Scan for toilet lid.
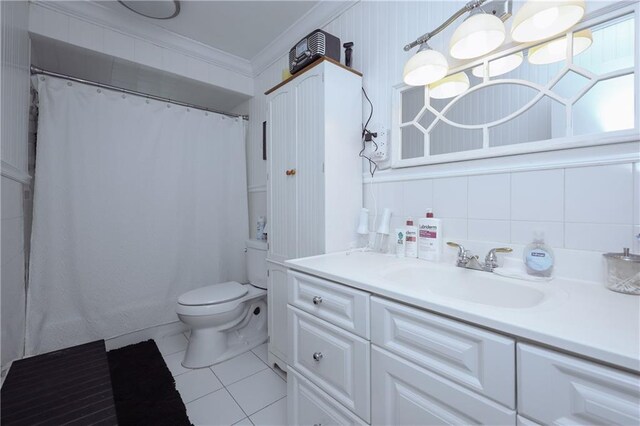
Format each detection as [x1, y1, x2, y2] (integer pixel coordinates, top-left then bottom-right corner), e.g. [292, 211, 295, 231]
[178, 281, 248, 306]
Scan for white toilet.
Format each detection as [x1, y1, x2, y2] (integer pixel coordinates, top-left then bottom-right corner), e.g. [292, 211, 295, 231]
[177, 239, 268, 368]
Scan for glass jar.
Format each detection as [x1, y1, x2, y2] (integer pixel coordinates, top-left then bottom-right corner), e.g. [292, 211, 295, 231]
[603, 248, 640, 295]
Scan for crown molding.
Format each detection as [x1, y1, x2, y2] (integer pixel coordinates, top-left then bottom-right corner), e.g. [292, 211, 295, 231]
[250, 0, 358, 77]
[30, 0, 253, 77]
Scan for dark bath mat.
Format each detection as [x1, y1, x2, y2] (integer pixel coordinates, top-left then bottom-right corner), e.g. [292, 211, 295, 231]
[107, 340, 192, 426]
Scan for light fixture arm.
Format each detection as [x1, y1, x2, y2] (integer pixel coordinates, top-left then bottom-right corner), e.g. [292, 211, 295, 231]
[403, 0, 488, 51]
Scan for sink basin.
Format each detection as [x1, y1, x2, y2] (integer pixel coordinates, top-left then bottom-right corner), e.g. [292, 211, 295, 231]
[381, 264, 549, 309]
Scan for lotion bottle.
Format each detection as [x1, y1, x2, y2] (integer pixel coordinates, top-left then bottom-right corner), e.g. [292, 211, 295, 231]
[404, 218, 418, 258]
[418, 209, 442, 261]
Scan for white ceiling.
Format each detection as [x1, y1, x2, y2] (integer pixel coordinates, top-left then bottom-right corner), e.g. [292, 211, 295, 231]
[97, 0, 320, 60]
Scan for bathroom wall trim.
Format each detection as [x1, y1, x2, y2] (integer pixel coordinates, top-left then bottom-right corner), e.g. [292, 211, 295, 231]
[30, 0, 253, 78]
[1, 161, 31, 185]
[364, 142, 640, 184]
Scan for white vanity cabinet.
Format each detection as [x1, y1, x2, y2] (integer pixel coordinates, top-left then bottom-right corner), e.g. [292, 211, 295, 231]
[265, 58, 362, 371]
[286, 269, 640, 426]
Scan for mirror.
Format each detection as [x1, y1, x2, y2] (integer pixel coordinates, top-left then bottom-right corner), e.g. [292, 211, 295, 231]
[396, 9, 636, 165]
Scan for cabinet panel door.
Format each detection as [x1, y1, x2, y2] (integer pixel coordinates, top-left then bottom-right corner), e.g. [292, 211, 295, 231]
[267, 89, 296, 262]
[288, 306, 370, 422]
[371, 346, 516, 426]
[518, 343, 640, 425]
[293, 70, 325, 258]
[267, 262, 289, 366]
[288, 367, 367, 426]
[371, 296, 515, 408]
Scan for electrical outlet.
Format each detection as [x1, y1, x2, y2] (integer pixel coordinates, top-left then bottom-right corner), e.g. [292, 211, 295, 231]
[373, 128, 389, 160]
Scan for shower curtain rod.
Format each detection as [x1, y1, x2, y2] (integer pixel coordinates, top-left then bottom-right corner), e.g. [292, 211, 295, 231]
[30, 66, 249, 121]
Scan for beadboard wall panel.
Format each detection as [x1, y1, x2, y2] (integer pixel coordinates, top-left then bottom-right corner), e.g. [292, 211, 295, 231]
[1, 0, 30, 371]
[1, 0, 30, 176]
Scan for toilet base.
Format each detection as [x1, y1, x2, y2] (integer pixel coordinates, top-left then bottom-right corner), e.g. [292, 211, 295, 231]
[181, 299, 267, 368]
[181, 330, 267, 368]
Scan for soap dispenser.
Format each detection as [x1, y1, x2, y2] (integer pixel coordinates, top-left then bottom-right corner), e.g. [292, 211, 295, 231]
[523, 230, 554, 278]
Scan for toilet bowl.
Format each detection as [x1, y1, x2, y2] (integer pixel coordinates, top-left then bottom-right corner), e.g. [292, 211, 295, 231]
[177, 239, 268, 368]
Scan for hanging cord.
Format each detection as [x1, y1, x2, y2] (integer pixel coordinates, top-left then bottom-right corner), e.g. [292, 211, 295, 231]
[360, 87, 378, 178]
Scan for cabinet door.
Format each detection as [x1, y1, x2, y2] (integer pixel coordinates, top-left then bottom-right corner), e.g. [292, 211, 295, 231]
[288, 306, 370, 422]
[293, 70, 325, 258]
[267, 88, 297, 262]
[288, 367, 367, 426]
[371, 346, 515, 426]
[518, 343, 640, 425]
[371, 296, 515, 408]
[267, 262, 289, 366]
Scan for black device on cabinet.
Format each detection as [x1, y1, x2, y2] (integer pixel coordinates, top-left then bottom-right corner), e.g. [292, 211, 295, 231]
[289, 29, 340, 75]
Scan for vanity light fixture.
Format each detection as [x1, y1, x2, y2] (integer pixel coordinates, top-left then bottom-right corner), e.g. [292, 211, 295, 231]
[471, 52, 524, 77]
[511, 0, 586, 43]
[528, 29, 593, 64]
[449, 13, 506, 59]
[403, 0, 511, 86]
[403, 43, 449, 86]
[428, 72, 470, 99]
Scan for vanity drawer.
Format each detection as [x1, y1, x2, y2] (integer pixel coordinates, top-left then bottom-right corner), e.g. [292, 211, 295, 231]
[371, 346, 516, 425]
[518, 343, 640, 425]
[371, 296, 515, 408]
[288, 305, 370, 422]
[288, 270, 370, 339]
[288, 367, 368, 426]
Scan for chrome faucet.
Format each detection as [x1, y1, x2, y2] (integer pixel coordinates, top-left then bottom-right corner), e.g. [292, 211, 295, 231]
[447, 242, 512, 272]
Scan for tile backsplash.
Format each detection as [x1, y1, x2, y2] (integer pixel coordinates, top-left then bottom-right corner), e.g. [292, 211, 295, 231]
[365, 162, 640, 254]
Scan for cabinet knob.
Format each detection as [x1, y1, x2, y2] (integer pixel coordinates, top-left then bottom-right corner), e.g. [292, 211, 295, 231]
[313, 352, 323, 361]
[290, 169, 296, 175]
[312, 296, 323, 305]
[285, 170, 291, 176]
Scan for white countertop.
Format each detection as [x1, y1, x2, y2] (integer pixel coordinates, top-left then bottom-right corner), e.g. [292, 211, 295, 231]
[285, 251, 640, 373]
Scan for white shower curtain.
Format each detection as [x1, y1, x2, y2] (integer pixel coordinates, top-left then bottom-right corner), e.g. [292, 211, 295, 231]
[26, 76, 249, 355]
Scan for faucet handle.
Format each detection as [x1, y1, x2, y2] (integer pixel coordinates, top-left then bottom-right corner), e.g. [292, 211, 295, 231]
[485, 247, 513, 268]
[446, 241, 466, 256]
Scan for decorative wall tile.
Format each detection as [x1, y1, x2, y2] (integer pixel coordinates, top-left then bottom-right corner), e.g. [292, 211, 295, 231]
[511, 169, 564, 222]
[468, 219, 510, 243]
[511, 221, 564, 247]
[468, 174, 510, 220]
[565, 223, 634, 252]
[433, 177, 467, 218]
[402, 179, 433, 220]
[565, 164, 633, 225]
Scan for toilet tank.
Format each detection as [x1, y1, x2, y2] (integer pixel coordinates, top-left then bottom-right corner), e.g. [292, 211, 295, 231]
[246, 239, 268, 288]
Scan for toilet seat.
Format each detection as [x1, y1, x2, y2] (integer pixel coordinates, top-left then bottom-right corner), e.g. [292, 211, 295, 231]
[178, 281, 248, 306]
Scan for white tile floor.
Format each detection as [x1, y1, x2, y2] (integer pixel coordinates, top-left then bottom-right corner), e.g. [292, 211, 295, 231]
[156, 333, 286, 426]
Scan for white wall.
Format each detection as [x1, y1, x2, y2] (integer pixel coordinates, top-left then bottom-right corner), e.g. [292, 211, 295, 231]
[28, 1, 254, 98]
[1, 0, 31, 371]
[241, 0, 639, 252]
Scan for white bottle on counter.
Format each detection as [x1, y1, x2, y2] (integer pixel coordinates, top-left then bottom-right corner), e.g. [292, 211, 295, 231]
[395, 228, 406, 258]
[405, 218, 418, 258]
[418, 209, 442, 261]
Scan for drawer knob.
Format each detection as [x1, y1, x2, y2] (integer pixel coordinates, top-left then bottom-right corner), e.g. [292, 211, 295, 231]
[313, 352, 323, 361]
[312, 296, 323, 305]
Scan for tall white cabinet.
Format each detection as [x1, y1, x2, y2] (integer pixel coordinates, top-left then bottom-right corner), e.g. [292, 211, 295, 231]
[265, 59, 363, 371]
